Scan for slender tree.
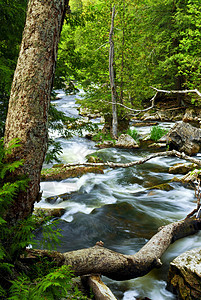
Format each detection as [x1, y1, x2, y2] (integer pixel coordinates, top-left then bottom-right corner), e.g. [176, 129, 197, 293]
[109, 5, 118, 139]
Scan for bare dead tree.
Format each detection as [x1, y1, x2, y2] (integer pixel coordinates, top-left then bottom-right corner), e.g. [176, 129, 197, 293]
[109, 5, 118, 139]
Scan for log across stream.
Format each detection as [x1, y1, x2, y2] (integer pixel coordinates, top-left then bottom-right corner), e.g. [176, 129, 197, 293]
[35, 90, 201, 299]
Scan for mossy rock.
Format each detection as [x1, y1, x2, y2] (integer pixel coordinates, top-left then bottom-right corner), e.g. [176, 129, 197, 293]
[169, 163, 198, 175]
[86, 154, 104, 163]
[41, 166, 105, 181]
[148, 183, 174, 191]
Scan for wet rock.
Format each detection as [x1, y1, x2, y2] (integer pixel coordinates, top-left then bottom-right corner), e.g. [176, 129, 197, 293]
[169, 163, 198, 175]
[86, 155, 103, 163]
[132, 121, 158, 127]
[45, 192, 76, 204]
[167, 247, 201, 299]
[148, 183, 174, 191]
[148, 142, 167, 149]
[167, 122, 201, 155]
[116, 134, 139, 149]
[34, 207, 66, 218]
[183, 108, 201, 127]
[96, 140, 115, 148]
[41, 166, 104, 181]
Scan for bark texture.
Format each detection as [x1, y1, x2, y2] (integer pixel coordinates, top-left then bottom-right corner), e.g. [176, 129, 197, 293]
[26, 217, 201, 281]
[4, 0, 69, 224]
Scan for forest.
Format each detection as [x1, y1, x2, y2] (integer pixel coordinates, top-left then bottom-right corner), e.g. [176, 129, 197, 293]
[1, 0, 201, 299]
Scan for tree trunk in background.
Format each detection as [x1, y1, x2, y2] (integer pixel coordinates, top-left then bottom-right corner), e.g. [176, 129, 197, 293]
[4, 0, 69, 225]
[109, 5, 118, 139]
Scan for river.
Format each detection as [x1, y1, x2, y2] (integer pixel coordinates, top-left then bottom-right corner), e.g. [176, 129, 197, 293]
[35, 90, 201, 300]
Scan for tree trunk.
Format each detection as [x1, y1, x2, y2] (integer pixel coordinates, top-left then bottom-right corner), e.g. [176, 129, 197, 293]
[109, 5, 118, 139]
[4, 0, 69, 225]
[26, 217, 201, 281]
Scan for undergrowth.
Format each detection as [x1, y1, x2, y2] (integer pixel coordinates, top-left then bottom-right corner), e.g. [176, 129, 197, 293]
[127, 128, 139, 141]
[150, 125, 168, 141]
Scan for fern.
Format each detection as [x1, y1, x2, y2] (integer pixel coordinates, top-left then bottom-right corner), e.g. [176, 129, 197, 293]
[8, 266, 89, 300]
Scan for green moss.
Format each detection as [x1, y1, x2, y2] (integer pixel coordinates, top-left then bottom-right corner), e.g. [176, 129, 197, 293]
[41, 165, 105, 181]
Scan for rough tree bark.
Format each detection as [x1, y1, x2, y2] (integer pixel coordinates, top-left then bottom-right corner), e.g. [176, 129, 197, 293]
[109, 5, 118, 139]
[26, 217, 201, 281]
[4, 0, 69, 225]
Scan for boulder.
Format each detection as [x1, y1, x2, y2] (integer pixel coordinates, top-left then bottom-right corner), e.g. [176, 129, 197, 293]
[167, 122, 201, 155]
[167, 247, 201, 299]
[116, 134, 139, 149]
[169, 163, 198, 175]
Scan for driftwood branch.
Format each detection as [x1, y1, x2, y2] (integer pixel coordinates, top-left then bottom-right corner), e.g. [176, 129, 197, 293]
[101, 87, 201, 116]
[62, 150, 201, 169]
[150, 86, 201, 98]
[26, 217, 201, 281]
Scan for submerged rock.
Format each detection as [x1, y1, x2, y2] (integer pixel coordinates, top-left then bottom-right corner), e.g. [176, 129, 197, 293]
[116, 134, 139, 149]
[169, 163, 198, 175]
[167, 122, 201, 155]
[167, 247, 201, 299]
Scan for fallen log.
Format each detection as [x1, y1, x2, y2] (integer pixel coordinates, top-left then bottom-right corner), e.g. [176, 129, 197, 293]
[26, 217, 201, 281]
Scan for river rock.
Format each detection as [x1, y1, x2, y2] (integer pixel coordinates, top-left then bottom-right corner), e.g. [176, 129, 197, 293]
[148, 142, 167, 149]
[116, 134, 139, 148]
[183, 108, 201, 127]
[167, 247, 201, 299]
[34, 207, 66, 218]
[96, 140, 115, 148]
[167, 122, 201, 155]
[169, 163, 198, 175]
[41, 166, 104, 181]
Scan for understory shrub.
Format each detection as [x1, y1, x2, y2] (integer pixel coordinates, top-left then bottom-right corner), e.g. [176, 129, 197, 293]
[150, 125, 168, 141]
[127, 128, 139, 141]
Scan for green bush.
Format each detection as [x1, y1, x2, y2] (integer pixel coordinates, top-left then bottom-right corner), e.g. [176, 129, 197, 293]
[127, 128, 139, 141]
[150, 125, 168, 141]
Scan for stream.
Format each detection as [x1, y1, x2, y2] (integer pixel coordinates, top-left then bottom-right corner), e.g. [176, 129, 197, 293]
[35, 90, 201, 300]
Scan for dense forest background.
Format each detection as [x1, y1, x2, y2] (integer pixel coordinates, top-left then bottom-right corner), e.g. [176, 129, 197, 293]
[1, 0, 201, 139]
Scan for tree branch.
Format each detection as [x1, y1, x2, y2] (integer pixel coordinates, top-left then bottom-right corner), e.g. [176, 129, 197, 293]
[150, 86, 201, 98]
[62, 150, 201, 169]
[26, 217, 201, 281]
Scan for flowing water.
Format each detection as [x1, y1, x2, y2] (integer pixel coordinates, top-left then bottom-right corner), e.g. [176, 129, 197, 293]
[35, 90, 201, 300]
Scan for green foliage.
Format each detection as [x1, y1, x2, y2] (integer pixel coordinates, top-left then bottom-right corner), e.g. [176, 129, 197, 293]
[150, 125, 168, 141]
[0, 0, 27, 136]
[127, 128, 139, 141]
[92, 131, 116, 143]
[8, 265, 89, 300]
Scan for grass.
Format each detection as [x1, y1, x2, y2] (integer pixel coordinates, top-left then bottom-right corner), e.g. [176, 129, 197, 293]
[150, 125, 168, 141]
